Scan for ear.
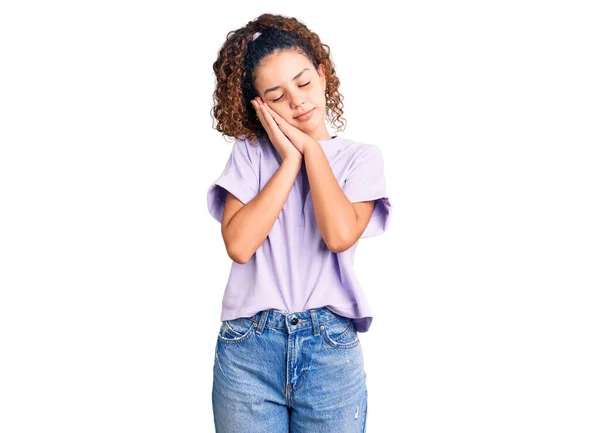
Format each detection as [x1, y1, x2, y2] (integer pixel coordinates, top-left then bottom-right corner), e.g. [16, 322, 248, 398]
[317, 63, 326, 89]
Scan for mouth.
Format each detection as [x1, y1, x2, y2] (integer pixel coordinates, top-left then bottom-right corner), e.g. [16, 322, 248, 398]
[294, 108, 315, 120]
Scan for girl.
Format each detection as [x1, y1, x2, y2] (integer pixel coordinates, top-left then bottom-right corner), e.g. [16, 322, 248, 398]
[207, 13, 391, 432]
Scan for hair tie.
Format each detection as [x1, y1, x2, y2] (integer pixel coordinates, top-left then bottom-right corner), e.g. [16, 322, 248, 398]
[252, 31, 262, 41]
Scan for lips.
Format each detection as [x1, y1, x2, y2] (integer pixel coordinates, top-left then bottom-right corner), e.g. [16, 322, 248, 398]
[294, 108, 314, 120]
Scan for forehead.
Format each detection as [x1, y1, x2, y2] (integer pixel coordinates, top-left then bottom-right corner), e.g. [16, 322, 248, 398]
[254, 50, 314, 85]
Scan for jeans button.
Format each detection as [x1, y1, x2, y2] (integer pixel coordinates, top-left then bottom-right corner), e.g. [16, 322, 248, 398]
[290, 317, 299, 325]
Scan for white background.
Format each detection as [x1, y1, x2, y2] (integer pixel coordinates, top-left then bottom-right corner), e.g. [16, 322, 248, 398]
[1, 1, 599, 432]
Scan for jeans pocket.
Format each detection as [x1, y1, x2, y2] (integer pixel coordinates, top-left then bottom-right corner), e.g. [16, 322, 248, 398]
[217, 317, 257, 344]
[322, 317, 360, 349]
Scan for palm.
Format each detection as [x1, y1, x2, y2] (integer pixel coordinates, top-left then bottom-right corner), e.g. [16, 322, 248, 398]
[253, 98, 310, 154]
[252, 98, 302, 160]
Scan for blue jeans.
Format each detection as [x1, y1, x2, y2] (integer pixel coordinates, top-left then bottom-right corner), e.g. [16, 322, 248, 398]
[212, 307, 368, 432]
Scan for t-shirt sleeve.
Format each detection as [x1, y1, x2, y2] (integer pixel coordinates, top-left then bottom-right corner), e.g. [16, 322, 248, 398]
[207, 138, 260, 223]
[342, 145, 392, 238]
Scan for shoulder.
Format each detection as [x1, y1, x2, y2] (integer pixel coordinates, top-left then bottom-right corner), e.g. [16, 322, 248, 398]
[340, 138, 383, 163]
[233, 136, 262, 162]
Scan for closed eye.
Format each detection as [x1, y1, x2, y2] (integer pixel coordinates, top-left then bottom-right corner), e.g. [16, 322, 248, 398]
[273, 82, 311, 102]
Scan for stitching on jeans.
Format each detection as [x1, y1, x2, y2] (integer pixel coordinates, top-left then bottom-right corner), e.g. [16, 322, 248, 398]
[331, 321, 354, 342]
[253, 317, 339, 331]
[224, 321, 245, 336]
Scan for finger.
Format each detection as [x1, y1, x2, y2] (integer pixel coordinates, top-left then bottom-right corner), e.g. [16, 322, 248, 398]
[262, 103, 290, 133]
[262, 103, 283, 124]
[252, 100, 270, 133]
[252, 99, 263, 118]
[258, 101, 280, 131]
[265, 105, 302, 142]
[255, 101, 297, 148]
[266, 107, 295, 136]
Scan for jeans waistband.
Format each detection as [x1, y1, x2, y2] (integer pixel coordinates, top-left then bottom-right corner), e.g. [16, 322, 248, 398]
[249, 307, 348, 336]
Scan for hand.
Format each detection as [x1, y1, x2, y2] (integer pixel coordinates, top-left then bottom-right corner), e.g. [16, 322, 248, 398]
[259, 100, 315, 154]
[251, 97, 302, 163]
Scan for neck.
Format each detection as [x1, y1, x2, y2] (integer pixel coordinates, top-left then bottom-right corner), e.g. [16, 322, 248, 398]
[305, 121, 333, 141]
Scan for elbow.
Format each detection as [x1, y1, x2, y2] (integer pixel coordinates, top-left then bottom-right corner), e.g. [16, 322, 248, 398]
[222, 225, 251, 264]
[224, 238, 255, 264]
[226, 244, 251, 264]
[326, 235, 352, 254]
[328, 243, 350, 254]
[229, 252, 249, 265]
[233, 256, 250, 265]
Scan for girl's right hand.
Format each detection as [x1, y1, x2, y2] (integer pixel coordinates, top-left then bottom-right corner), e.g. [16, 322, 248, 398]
[251, 97, 302, 164]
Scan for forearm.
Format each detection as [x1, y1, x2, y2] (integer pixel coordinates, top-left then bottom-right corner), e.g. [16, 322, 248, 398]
[303, 141, 356, 252]
[225, 157, 302, 263]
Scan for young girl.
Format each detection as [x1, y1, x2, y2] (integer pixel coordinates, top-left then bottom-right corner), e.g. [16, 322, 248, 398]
[207, 13, 391, 432]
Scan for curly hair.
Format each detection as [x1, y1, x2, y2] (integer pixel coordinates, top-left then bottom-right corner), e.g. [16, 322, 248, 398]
[210, 13, 346, 146]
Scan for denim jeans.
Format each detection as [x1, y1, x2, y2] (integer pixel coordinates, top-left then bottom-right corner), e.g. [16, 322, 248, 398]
[212, 307, 368, 432]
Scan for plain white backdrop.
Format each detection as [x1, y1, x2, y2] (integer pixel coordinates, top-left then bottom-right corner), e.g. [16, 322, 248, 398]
[1, 1, 599, 432]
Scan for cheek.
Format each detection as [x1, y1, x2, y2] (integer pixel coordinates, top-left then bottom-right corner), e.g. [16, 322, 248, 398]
[263, 102, 280, 115]
[266, 105, 294, 123]
[270, 106, 289, 120]
[311, 89, 326, 107]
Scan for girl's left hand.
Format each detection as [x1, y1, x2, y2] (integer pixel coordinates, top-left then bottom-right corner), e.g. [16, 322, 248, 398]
[257, 98, 314, 154]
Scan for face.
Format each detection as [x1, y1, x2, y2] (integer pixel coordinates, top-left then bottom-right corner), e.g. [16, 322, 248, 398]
[253, 49, 329, 138]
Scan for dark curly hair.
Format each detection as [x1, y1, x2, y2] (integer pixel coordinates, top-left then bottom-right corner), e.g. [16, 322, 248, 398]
[210, 13, 346, 146]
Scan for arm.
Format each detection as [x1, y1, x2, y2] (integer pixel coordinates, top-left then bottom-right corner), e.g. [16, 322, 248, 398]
[222, 157, 302, 264]
[303, 140, 375, 253]
[252, 104, 377, 251]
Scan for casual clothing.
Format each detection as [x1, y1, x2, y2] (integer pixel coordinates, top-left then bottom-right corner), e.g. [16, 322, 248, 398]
[212, 307, 368, 432]
[207, 134, 392, 333]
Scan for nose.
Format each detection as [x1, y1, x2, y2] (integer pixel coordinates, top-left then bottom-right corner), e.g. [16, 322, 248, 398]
[288, 89, 305, 108]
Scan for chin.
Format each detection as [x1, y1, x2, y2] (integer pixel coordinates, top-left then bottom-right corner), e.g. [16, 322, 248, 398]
[294, 124, 310, 134]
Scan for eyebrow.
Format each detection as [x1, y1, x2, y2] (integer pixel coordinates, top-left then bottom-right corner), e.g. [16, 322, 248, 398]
[263, 68, 310, 97]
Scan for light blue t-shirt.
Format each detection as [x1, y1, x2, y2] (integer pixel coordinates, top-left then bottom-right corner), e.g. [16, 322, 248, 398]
[207, 134, 392, 332]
